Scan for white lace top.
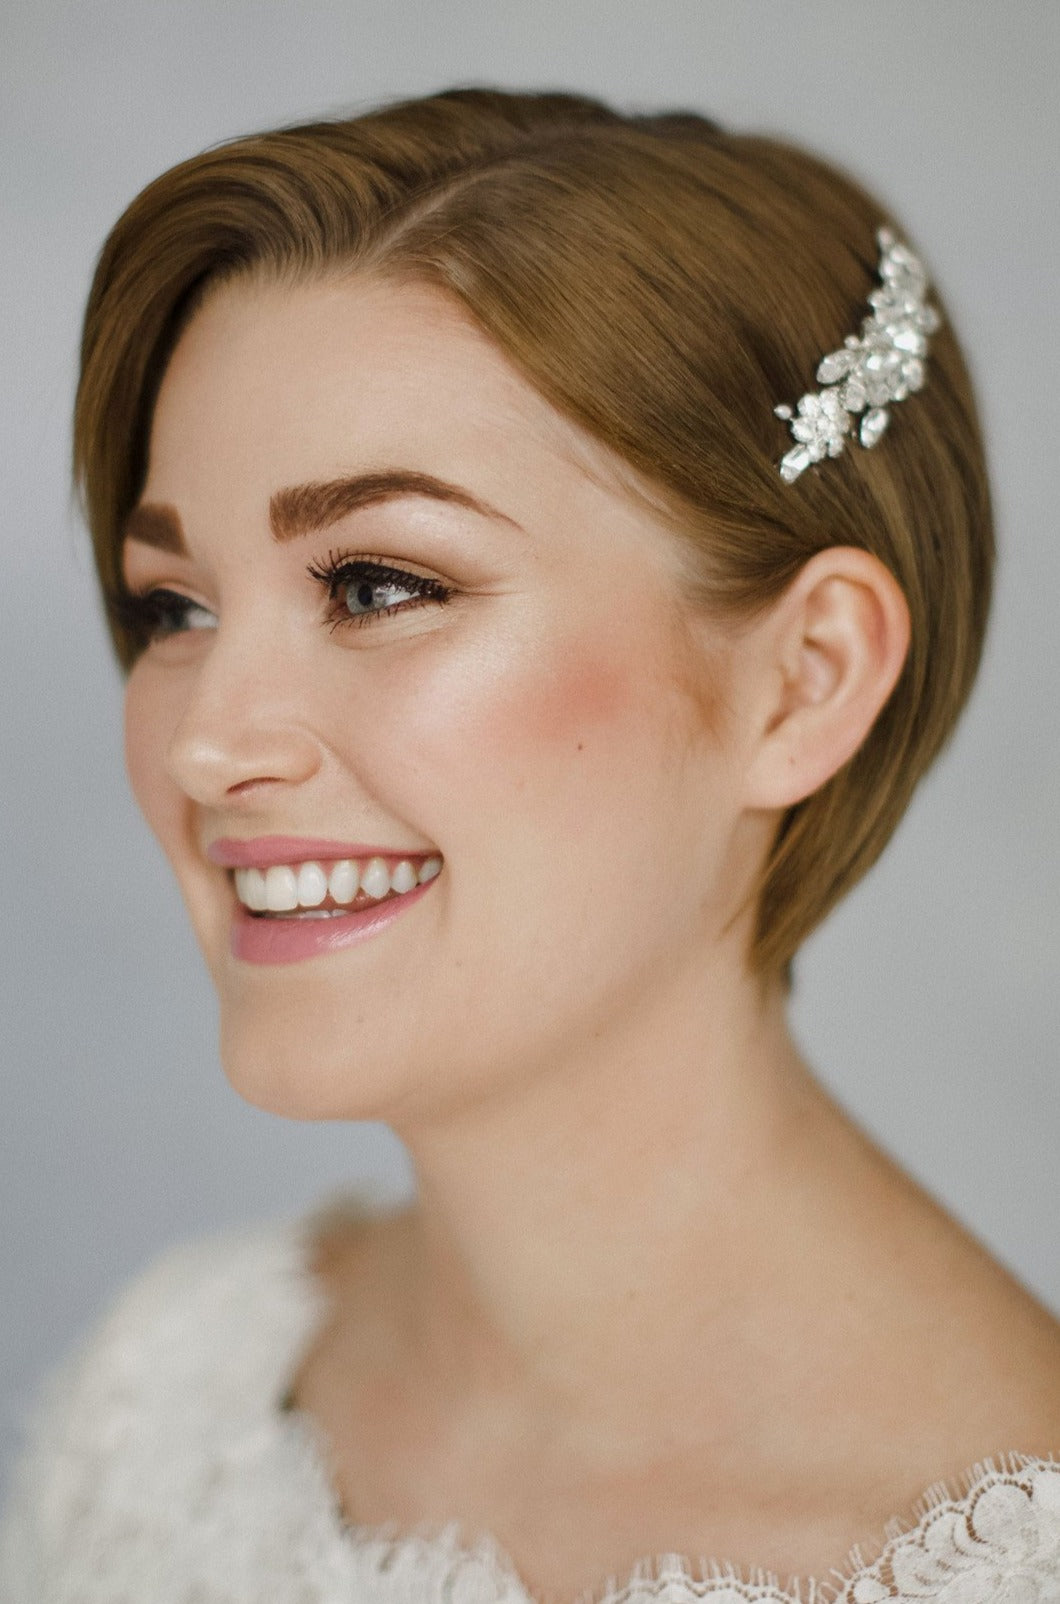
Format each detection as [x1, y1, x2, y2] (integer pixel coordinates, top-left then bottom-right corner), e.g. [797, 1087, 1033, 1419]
[1, 1210, 1058, 1603]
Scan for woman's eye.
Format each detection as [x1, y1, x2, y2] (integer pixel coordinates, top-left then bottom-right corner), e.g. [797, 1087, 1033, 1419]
[342, 574, 420, 618]
[154, 592, 217, 635]
[115, 587, 218, 646]
[307, 554, 453, 630]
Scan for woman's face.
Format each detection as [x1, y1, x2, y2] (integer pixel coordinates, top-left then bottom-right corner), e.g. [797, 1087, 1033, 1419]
[123, 275, 770, 1123]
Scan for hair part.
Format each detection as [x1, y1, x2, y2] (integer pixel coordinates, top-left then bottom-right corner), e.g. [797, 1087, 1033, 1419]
[75, 86, 994, 990]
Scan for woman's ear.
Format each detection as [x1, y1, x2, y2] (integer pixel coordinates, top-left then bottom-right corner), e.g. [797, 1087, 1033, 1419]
[742, 546, 911, 811]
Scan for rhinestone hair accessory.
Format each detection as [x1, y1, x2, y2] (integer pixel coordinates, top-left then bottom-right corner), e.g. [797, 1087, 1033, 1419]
[774, 227, 941, 483]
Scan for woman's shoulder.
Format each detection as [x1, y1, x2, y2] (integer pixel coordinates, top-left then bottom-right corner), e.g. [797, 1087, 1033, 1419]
[0, 1191, 376, 1600]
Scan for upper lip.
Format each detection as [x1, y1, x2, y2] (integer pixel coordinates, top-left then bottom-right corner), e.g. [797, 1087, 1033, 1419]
[206, 836, 435, 868]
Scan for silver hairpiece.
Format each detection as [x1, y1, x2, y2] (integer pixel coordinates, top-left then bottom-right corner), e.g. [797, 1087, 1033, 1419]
[774, 228, 940, 483]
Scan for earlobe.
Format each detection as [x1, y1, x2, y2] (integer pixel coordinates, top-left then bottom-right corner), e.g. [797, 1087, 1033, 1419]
[744, 547, 911, 811]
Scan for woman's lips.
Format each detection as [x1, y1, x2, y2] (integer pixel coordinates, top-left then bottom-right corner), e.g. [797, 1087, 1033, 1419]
[208, 838, 443, 965]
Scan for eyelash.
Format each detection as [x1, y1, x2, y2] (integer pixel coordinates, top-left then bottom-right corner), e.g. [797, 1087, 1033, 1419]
[114, 551, 454, 649]
[304, 550, 454, 632]
[109, 587, 211, 649]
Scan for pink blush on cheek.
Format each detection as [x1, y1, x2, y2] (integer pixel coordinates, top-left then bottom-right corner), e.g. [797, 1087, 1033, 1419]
[510, 638, 701, 766]
[387, 630, 648, 767]
[495, 645, 649, 752]
[447, 629, 719, 815]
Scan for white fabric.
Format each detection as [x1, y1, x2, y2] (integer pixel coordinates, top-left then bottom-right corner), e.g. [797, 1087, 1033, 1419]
[1, 1209, 1058, 1603]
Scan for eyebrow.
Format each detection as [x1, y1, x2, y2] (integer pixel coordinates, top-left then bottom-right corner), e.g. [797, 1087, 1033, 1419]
[270, 470, 522, 542]
[121, 470, 522, 555]
[122, 502, 186, 553]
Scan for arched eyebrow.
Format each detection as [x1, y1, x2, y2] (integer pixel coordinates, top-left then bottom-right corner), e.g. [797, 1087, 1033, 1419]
[269, 470, 523, 541]
[121, 470, 524, 555]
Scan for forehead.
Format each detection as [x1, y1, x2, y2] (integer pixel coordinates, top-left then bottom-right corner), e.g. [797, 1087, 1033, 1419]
[144, 273, 621, 529]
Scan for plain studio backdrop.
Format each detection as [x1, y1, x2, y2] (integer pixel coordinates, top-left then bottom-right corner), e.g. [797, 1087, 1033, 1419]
[2, 1, 1058, 1497]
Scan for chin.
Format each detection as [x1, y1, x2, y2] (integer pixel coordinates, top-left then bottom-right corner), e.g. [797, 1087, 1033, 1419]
[217, 1011, 413, 1123]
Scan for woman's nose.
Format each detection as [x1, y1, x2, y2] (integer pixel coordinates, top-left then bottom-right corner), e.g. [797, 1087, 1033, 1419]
[164, 632, 323, 805]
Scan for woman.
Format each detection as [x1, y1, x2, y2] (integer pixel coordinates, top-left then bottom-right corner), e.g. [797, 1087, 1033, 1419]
[2, 87, 1057, 1602]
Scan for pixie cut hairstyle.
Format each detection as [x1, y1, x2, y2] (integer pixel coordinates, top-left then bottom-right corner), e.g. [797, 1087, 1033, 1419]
[75, 87, 994, 988]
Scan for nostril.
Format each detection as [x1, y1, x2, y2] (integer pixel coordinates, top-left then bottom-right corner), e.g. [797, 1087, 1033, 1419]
[227, 776, 283, 797]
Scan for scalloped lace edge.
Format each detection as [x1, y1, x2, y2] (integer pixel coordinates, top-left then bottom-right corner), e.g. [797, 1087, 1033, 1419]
[286, 1375, 1058, 1601]
[309, 1452, 1058, 1603]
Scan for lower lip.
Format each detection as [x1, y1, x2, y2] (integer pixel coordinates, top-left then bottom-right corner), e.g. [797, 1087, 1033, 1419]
[231, 879, 435, 965]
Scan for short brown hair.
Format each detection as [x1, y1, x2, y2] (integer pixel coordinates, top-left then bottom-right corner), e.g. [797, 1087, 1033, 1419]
[75, 87, 994, 988]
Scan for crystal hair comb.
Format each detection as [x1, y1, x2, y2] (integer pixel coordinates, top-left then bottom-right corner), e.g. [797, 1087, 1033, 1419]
[774, 228, 941, 483]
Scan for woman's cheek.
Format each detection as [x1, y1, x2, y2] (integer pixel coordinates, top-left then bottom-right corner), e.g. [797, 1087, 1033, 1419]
[123, 664, 184, 851]
[404, 636, 640, 768]
[382, 638, 667, 861]
[460, 611, 689, 772]
[519, 653, 638, 745]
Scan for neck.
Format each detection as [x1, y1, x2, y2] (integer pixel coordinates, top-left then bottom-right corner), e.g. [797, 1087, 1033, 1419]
[389, 946, 842, 1447]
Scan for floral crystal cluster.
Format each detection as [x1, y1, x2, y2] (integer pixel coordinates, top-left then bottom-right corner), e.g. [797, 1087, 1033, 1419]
[775, 227, 941, 483]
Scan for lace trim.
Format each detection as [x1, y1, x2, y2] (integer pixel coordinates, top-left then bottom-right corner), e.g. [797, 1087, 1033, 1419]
[285, 1410, 1060, 1603]
[303, 1453, 1060, 1603]
[837, 1453, 1060, 1602]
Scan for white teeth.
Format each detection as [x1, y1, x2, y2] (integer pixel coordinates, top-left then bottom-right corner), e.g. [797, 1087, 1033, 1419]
[390, 859, 418, 894]
[265, 865, 299, 912]
[234, 867, 269, 911]
[360, 856, 391, 900]
[328, 859, 359, 905]
[233, 853, 440, 912]
[296, 861, 328, 908]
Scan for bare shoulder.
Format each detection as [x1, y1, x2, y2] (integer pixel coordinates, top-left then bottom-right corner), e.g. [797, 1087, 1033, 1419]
[942, 1234, 1060, 1445]
[850, 1148, 1060, 1472]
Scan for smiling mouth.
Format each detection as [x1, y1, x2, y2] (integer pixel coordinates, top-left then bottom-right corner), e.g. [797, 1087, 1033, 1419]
[233, 854, 442, 918]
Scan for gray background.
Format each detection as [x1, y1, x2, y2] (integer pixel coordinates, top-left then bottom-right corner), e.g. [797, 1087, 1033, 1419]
[2, 1, 1058, 1495]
